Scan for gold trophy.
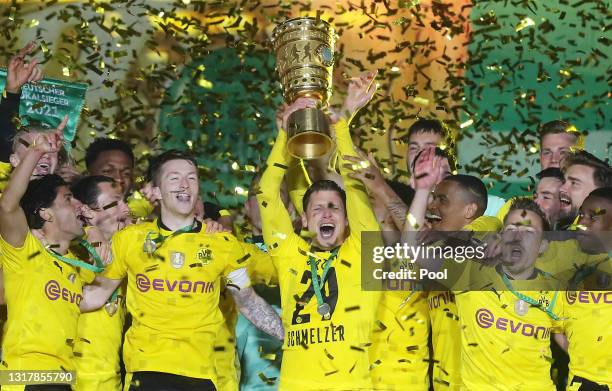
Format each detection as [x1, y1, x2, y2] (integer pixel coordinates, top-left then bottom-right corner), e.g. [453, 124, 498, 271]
[272, 17, 336, 159]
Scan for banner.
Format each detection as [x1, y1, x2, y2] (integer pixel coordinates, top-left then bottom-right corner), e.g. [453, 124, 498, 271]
[0, 69, 87, 152]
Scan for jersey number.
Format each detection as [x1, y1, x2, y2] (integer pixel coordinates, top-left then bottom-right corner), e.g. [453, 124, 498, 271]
[291, 267, 339, 325]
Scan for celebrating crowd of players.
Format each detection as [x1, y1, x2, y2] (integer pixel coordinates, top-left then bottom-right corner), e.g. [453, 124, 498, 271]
[0, 43, 610, 391]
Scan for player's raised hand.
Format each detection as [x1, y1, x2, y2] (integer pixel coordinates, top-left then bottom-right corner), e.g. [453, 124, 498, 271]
[411, 147, 444, 191]
[6, 41, 43, 94]
[30, 116, 68, 154]
[341, 70, 378, 119]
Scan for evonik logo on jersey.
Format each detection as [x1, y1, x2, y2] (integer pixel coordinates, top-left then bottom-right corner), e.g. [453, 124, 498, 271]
[566, 291, 612, 305]
[45, 280, 83, 305]
[475, 308, 552, 339]
[135, 273, 215, 294]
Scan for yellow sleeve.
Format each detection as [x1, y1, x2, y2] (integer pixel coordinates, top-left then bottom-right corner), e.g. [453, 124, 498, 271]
[219, 233, 252, 276]
[0, 230, 35, 272]
[243, 242, 278, 285]
[257, 130, 301, 257]
[464, 215, 503, 234]
[105, 229, 130, 280]
[334, 118, 380, 239]
[495, 198, 514, 223]
[0, 162, 12, 193]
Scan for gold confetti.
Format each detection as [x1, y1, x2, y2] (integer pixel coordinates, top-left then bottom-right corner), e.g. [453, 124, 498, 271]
[515, 17, 535, 32]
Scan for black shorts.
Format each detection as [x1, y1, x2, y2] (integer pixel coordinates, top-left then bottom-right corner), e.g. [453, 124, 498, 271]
[128, 371, 216, 391]
[24, 386, 71, 391]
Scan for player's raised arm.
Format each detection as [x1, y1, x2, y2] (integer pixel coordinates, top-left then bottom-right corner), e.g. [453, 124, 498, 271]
[336, 71, 380, 238]
[0, 117, 67, 246]
[257, 101, 312, 254]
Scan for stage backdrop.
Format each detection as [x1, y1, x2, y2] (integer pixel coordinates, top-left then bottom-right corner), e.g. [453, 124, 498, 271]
[1, 1, 609, 207]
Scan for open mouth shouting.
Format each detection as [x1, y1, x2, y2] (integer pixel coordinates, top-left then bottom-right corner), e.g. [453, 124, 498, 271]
[319, 222, 336, 240]
[34, 162, 51, 176]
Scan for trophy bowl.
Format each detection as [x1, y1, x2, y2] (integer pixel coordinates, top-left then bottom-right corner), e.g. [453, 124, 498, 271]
[272, 17, 337, 159]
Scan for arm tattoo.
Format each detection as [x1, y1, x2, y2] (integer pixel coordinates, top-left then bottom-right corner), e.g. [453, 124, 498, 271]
[231, 286, 284, 340]
[386, 194, 408, 229]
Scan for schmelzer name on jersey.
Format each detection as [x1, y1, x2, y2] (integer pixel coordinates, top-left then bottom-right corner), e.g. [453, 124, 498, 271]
[285, 323, 345, 347]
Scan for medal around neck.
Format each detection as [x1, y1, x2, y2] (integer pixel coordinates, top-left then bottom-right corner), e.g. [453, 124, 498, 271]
[143, 234, 157, 254]
[104, 301, 118, 316]
[514, 299, 529, 316]
[318, 303, 331, 318]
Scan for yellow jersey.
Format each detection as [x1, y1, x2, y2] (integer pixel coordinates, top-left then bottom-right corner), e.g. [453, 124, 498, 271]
[456, 262, 563, 391]
[105, 219, 248, 385]
[258, 120, 382, 390]
[428, 216, 502, 390]
[370, 289, 430, 391]
[73, 280, 126, 391]
[562, 258, 612, 388]
[0, 231, 86, 371]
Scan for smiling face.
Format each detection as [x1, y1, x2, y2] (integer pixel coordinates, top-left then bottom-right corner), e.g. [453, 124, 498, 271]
[88, 181, 131, 239]
[501, 209, 546, 274]
[88, 150, 134, 197]
[540, 132, 577, 170]
[426, 180, 475, 231]
[10, 131, 59, 177]
[301, 190, 348, 249]
[153, 159, 199, 219]
[576, 195, 612, 254]
[559, 164, 597, 218]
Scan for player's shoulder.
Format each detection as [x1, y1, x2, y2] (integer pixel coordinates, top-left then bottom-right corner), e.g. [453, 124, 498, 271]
[113, 221, 156, 240]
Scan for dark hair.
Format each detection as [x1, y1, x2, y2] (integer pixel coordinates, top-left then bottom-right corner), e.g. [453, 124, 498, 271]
[586, 187, 612, 203]
[386, 180, 415, 206]
[407, 118, 455, 147]
[302, 180, 346, 213]
[71, 175, 115, 207]
[20, 174, 67, 229]
[505, 198, 551, 231]
[536, 167, 564, 181]
[562, 150, 612, 188]
[85, 138, 135, 170]
[539, 120, 583, 149]
[443, 174, 488, 217]
[146, 149, 198, 186]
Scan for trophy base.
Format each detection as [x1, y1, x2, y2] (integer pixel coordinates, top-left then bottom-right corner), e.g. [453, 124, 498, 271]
[286, 107, 333, 160]
[287, 132, 334, 160]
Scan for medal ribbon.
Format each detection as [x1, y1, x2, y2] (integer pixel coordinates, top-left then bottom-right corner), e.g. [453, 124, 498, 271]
[45, 240, 120, 304]
[79, 240, 120, 303]
[308, 247, 339, 314]
[46, 243, 103, 273]
[500, 272, 560, 321]
[145, 219, 198, 252]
